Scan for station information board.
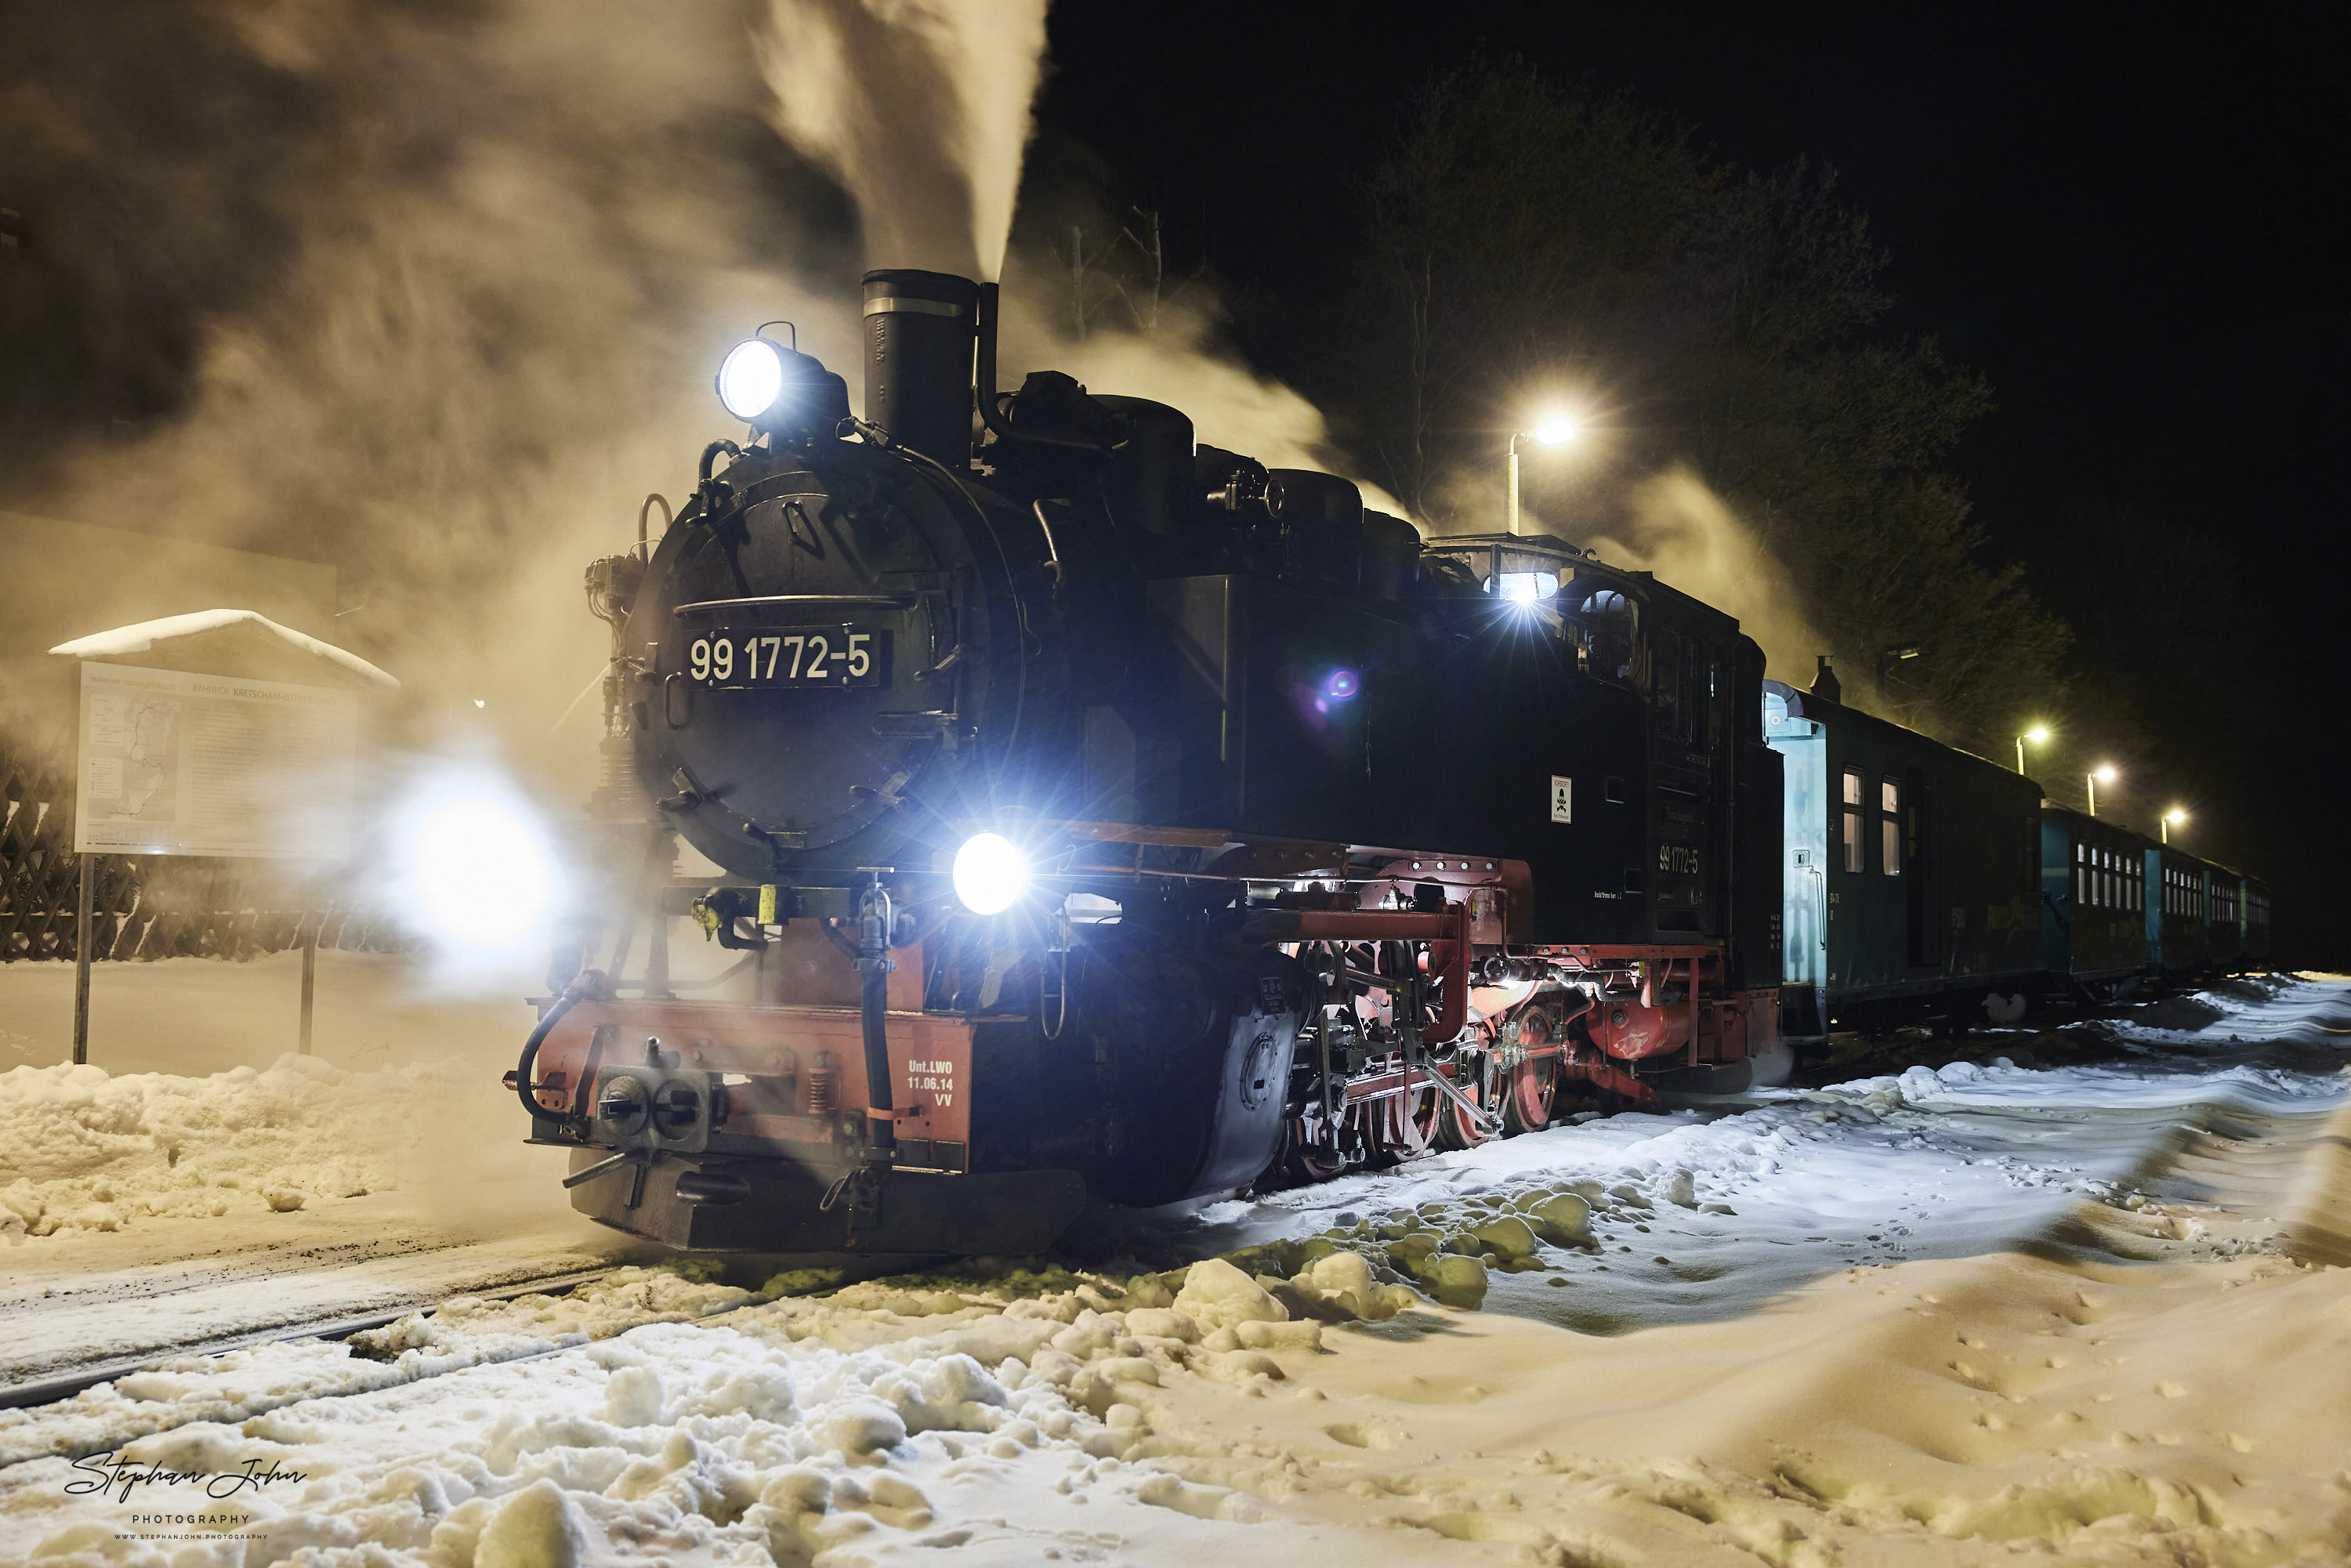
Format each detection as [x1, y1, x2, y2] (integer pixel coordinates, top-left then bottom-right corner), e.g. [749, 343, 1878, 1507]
[73, 662, 357, 861]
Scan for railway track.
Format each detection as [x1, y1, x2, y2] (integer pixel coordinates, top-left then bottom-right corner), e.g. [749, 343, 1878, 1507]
[0, 1265, 623, 1414]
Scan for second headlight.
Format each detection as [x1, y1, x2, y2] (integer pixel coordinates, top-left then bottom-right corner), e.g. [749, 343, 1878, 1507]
[951, 832, 1030, 915]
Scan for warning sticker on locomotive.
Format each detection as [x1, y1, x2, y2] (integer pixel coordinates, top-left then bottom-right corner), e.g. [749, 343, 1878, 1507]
[687, 625, 888, 688]
[1550, 775, 1572, 823]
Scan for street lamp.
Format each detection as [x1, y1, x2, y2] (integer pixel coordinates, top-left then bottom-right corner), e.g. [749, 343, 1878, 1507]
[2088, 764, 2117, 817]
[2161, 807, 2186, 845]
[2015, 724, 2050, 775]
[1506, 418, 1578, 536]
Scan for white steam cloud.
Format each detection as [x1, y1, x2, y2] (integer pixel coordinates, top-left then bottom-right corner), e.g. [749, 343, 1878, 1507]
[759, 0, 1049, 280]
[754, 0, 1405, 512]
[997, 289, 1412, 516]
[1578, 466, 1835, 692]
[14, 0, 855, 789]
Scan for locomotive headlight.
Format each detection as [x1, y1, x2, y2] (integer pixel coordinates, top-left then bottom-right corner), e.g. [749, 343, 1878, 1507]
[1498, 572, 1557, 607]
[716, 338, 787, 422]
[951, 832, 1030, 915]
[393, 773, 560, 953]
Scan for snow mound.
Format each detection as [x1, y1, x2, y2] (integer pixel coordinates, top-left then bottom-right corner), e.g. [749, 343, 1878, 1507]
[0, 1054, 480, 1239]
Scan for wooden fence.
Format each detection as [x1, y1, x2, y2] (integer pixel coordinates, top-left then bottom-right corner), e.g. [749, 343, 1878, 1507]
[0, 721, 409, 963]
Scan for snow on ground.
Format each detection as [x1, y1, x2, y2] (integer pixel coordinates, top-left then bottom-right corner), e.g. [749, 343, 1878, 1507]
[1127, 1000, 2348, 1336]
[2, 976, 2347, 1564]
[3, 1052, 507, 1237]
[0, 951, 639, 1388]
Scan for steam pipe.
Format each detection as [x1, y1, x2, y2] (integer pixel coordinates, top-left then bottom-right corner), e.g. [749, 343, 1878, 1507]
[695, 441, 741, 518]
[637, 494, 671, 563]
[975, 281, 1013, 443]
[514, 971, 602, 1124]
[855, 877, 897, 1161]
[1031, 501, 1065, 588]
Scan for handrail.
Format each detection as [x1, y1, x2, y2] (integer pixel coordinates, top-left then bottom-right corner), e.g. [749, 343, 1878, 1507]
[673, 594, 915, 617]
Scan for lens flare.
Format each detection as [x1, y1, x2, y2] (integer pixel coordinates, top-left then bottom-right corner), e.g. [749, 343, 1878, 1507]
[1498, 572, 1557, 606]
[952, 832, 1029, 915]
[1322, 668, 1361, 701]
[397, 782, 556, 949]
[716, 339, 785, 422]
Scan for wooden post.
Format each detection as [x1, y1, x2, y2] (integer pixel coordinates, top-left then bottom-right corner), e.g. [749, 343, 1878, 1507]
[72, 855, 93, 1066]
[299, 914, 318, 1055]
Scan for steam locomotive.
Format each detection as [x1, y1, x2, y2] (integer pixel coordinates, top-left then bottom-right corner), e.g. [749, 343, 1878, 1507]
[510, 267, 2269, 1258]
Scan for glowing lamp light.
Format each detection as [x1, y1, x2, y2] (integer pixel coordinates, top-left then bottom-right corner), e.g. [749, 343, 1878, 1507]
[2025, 725, 2051, 744]
[2093, 765, 2118, 783]
[716, 339, 787, 422]
[951, 832, 1029, 916]
[400, 788, 556, 950]
[1497, 572, 1559, 607]
[1532, 418, 1578, 447]
[2165, 807, 2188, 824]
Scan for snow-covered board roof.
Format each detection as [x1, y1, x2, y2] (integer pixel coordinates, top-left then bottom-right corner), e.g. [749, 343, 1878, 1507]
[49, 608, 398, 690]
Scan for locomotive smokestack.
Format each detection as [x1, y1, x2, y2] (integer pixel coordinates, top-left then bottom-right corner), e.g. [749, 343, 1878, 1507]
[861, 269, 980, 465]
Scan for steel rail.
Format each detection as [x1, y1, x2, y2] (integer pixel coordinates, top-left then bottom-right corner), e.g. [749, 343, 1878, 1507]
[0, 1265, 627, 1413]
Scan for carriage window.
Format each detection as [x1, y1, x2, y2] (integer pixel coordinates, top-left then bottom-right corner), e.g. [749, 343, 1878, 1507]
[1840, 770, 1864, 873]
[1879, 778, 1900, 876]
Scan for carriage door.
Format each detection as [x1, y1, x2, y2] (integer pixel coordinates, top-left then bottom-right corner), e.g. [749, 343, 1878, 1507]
[1903, 765, 1935, 969]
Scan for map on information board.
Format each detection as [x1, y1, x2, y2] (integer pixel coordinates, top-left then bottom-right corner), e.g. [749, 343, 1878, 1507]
[75, 663, 357, 860]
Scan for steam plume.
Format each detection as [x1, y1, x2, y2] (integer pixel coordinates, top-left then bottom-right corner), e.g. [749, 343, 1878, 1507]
[755, 0, 1407, 510]
[997, 288, 1410, 514]
[1578, 467, 1838, 693]
[759, 0, 1050, 280]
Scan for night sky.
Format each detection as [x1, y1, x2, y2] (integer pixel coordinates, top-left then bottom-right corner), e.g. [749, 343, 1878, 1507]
[1038, 2, 2350, 963]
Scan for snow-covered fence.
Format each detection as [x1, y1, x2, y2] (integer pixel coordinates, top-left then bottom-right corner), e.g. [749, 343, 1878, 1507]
[0, 724, 409, 963]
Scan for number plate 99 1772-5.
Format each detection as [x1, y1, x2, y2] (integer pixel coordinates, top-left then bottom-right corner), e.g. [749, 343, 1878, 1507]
[686, 626, 886, 688]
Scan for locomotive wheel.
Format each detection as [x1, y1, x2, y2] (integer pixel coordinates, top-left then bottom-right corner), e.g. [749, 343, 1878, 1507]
[1382, 1081, 1440, 1158]
[1284, 1112, 1353, 1182]
[1435, 1053, 1493, 1152]
[1503, 1009, 1559, 1135]
[1503, 1054, 1559, 1135]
